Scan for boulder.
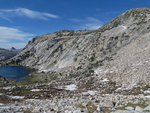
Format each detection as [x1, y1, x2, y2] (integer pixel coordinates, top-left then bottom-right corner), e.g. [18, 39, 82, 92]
[135, 106, 143, 112]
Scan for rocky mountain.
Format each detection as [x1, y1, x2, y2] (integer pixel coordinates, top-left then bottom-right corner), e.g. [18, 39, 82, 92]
[4, 8, 150, 88]
[0, 47, 19, 61]
[2, 8, 150, 113]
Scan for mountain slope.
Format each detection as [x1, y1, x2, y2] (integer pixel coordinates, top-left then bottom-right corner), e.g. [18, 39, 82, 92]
[5, 8, 150, 88]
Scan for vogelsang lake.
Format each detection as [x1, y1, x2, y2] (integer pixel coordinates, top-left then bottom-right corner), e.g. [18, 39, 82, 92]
[0, 66, 32, 81]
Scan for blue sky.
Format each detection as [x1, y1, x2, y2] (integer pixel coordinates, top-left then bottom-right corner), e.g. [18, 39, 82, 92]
[0, 0, 149, 48]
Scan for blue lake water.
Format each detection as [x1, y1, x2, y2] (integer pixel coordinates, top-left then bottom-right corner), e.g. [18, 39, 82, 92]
[0, 66, 32, 81]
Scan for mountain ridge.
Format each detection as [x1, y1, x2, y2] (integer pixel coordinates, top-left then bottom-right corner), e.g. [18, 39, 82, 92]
[2, 8, 150, 88]
[0, 47, 19, 61]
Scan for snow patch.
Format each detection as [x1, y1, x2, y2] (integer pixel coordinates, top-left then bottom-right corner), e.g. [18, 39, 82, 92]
[9, 96, 24, 99]
[94, 69, 102, 74]
[116, 88, 122, 91]
[121, 25, 127, 30]
[65, 84, 77, 91]
[102, 78, 109, 82]
[38, 65, 51, 73]
[82, 91, 97, 95]
[94, 69, 113, 75]
[144, 90, 150, 94]
[38, 69, 49, 73]
[31, 89, 41, 92]
[145, 60, 149, 63]
[0, 103, 4, 106]
[3, 86, 15, 90]
[145, 95, 150, 98]
[109, 71, 114, 73]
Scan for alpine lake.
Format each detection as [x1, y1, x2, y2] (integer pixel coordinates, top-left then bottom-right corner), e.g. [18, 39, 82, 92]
[0, 66, 32, 81]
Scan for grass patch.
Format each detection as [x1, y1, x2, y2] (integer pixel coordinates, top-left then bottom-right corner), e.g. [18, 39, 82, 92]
[79, 78, 95, 90]
[0, 95, 12, 104]
[11, 87, 30, 96]
[86, 101, 97, 113]
[20, 72, 44, 85]
[109, 81, 116, 87]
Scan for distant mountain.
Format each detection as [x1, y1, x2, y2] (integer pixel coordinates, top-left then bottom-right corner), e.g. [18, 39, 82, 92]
[4, 8, 150, 88]
[0, 47, 19, 61]
[10, 47, 16, 51]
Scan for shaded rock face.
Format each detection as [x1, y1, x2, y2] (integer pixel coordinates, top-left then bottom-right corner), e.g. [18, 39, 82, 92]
[0, 48, 19, 61]
[6, 8, 150, 88]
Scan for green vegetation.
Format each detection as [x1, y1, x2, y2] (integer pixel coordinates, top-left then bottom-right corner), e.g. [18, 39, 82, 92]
[79, 77, 95, 90]
[147, 26, 150, 29]
[86, 101, 97, 113]
[0, 95, 13, 104]
[74, 57, 77, 61]
[109, 81, 116, 87]
[11, 87, 30, 96]
[20, 72, 44, 85]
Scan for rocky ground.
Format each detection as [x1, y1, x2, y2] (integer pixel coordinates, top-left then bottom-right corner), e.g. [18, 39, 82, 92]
[1, 73, 150, 113]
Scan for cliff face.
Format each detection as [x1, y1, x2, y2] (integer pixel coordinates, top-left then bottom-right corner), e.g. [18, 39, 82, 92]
[6, 8, 150, 88]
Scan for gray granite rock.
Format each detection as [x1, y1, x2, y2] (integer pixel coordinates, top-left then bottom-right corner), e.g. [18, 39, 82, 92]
[73, 108, 81, 113]
[101, 100, 115, 108]
[97, 105, 104, 111]
[112, 110, 133, 113]
[135, 106, 143, 112]
[125, 106, 134, 111]
[145, 105, 150, 111]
